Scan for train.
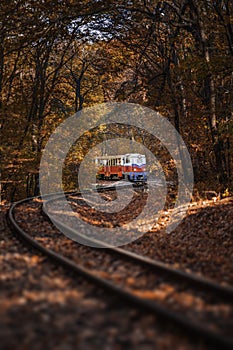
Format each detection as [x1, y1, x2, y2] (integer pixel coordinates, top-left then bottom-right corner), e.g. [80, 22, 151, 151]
[95, 153, 147, 183]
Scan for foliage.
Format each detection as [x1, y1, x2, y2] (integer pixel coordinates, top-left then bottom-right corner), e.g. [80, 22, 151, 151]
[1, 0, 233, 201]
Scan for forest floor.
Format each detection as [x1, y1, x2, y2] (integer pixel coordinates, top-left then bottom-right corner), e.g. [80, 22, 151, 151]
[0, 196, 232, 350]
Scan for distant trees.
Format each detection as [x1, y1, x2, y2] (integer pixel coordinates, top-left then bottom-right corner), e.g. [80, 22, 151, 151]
[110, 0, 233, 190]
[1, 0, 232, 201]
[0, 0, 116, 199]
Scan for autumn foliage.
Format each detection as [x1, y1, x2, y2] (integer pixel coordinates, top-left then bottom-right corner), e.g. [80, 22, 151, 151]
[1, 0, 232, 201]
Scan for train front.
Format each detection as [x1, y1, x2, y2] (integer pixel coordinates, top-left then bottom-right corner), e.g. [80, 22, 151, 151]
[123, 154, 147, 183]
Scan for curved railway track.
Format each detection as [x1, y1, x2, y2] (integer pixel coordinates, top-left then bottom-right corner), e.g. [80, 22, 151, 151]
[8, 189, 233, 350]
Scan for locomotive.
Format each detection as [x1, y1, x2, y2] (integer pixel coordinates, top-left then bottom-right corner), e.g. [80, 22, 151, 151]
[95, 153, 147, 183]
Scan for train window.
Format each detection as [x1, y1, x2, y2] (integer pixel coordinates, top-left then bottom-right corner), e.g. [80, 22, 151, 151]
[137, 157, 142, 164]
[125, 157, 130, 164]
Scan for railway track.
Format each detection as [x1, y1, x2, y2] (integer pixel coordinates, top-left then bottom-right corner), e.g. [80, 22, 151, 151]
[8, 189, 233, 349]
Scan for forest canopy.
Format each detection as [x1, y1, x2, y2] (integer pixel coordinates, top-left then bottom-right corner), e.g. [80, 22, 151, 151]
[1, 0, 233, 201]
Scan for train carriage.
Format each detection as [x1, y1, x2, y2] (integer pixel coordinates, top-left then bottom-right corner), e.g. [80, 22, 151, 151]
[95, 153, 147, 183]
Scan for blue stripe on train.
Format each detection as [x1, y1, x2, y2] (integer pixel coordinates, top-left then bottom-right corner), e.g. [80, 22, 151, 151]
[131, 164, 146, 167]
[129, 172, 147, 182]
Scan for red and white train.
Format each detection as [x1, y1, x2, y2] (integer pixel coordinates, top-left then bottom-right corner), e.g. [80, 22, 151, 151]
[95, 153, 147, 183]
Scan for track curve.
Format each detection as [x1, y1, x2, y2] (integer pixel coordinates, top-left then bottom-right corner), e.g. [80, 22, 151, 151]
[8, 192, 233, 349]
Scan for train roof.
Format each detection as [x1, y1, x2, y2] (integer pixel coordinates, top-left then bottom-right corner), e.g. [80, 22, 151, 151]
[95, 153, 145, 160]
[95, 155, 124, 160]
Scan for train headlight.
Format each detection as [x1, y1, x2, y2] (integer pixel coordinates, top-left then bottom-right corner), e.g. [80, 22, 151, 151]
[134, 168, 137, 171]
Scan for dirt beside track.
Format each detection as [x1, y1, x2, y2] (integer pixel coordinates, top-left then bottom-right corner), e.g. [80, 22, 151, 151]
[127, 197, 233, 284]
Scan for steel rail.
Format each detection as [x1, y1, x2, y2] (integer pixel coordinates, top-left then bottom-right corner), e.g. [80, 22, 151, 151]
[8, 194, 233, 350]
[45, 192, 233, 301]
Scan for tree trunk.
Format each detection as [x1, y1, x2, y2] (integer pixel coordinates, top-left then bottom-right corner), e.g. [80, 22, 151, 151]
[191, 0, 227, 186]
